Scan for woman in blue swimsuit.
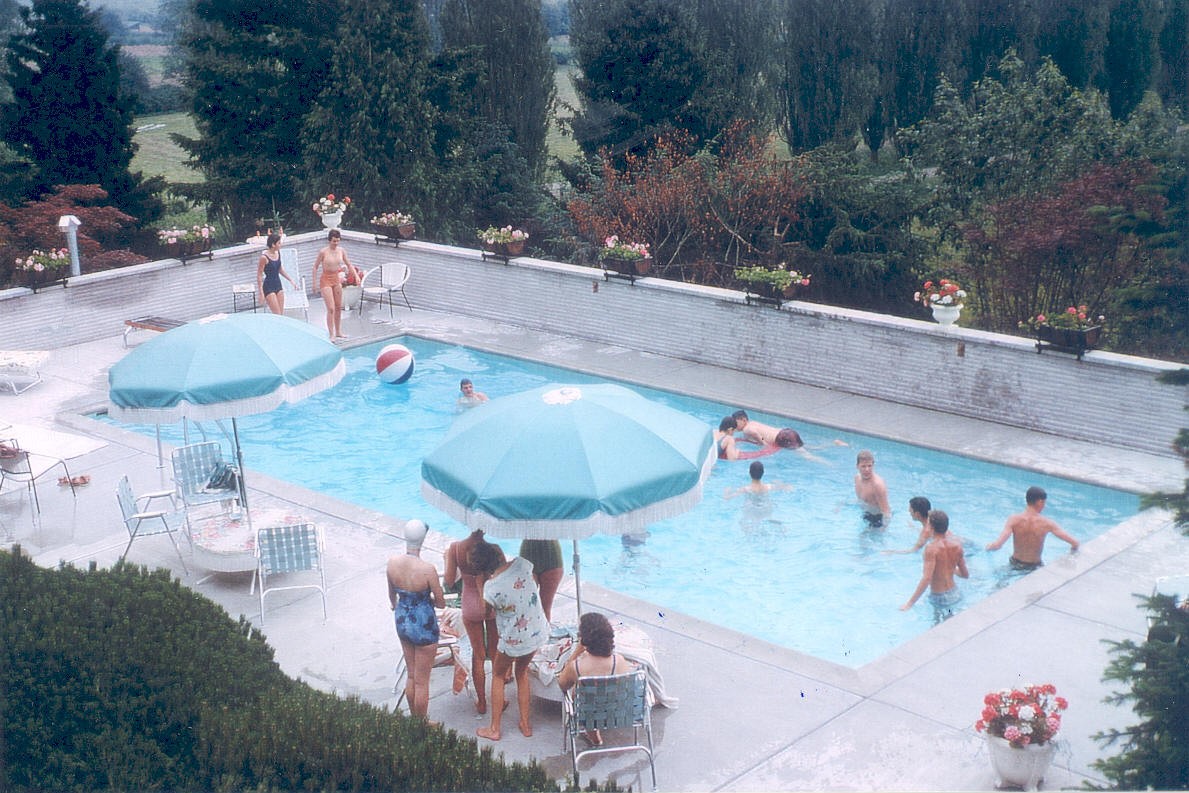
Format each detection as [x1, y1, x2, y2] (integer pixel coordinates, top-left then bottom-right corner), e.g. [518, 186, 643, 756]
[386, 519, 446, 719]
[255, 233, 298, 315]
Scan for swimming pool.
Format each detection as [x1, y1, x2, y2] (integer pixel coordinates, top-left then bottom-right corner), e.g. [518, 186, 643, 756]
[105, 336, 1139, 667]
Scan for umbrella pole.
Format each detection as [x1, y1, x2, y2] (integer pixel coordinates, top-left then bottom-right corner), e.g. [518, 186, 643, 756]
[231, 418, 251, 521]
[572, 539, 583, 617]
[155, 424, 164, 469]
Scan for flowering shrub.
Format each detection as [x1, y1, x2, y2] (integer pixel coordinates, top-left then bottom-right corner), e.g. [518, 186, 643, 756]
[975, 683, 1068, 748]
[597, 235, 650, 260]
[312, 193, 351, 216]
[915, 278, 966, 307]
[1020, 304, 1104, 331]
[157, 225, 215, 245]
[16, 248, 68, 272]
[735, 264, 811, 291]
[370, 211, 413, 227]
[477, 225, 529, 245]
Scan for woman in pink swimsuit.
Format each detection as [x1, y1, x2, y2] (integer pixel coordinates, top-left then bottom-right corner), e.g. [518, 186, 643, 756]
[443, 529, 500, 714]
[311, 229, 356, 340]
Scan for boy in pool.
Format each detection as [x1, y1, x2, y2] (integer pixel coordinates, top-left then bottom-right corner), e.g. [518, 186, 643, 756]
[723, 461, 793, 499]
[883, 496, 933, 554]
[985, 486, 1079, 570]
[457, 378, 488, 409]
[900, 510, 968, 621]
[854, 450, 892, 528]
[731, 410, 804, 449]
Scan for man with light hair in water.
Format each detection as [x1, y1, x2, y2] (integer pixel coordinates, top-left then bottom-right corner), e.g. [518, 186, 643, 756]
[854, 449, 892, 528]
[986, 486, 1079, 571]
[731, 410, 803, 450]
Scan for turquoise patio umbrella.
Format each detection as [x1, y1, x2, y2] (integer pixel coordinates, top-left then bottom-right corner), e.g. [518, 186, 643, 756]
[420, 383, 716, 614]
[108, 312, 346, 510]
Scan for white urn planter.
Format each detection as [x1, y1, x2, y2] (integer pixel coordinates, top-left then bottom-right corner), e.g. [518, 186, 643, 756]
[320, 211, 343, 230]
[986, 735, 1056, 791]
[342, 285, 362, 311]
[931, 303, 962, 327]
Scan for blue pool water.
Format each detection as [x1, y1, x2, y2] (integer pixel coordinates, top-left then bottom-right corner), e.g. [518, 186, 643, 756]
[105, 337, 1139, 667]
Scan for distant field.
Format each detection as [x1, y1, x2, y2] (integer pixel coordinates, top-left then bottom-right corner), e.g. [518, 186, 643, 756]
[131, 111, 201, 184]
[547, 65, 579, 163]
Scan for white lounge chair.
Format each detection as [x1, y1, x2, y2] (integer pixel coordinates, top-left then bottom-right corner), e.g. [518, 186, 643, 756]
[280, 252, 310, 322]
[0, 350, 49, 395]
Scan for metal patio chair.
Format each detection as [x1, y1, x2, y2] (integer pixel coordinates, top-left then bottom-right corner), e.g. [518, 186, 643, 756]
[255, 523, 327, 625]
[116, 475, 189, 573]
[563, 667, 656, 790]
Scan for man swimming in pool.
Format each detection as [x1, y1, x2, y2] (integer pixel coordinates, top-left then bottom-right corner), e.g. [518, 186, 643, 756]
[900, 510, 968, 620]
[730, 410, 804, 449]
[854, 449, 892, 528]
[457, 378, 488, 409]
[723, 461, 793, 499]
[985, 486, 1079, 570]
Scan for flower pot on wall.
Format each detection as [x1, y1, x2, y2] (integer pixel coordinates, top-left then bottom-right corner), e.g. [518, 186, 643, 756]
[931, 304, 962, 327]
[603, 256, 652, 276]
[483, 240, 525, 258]
[986, 735, 1056, 791]
[320, 211, 343, 230]
[1035, 324, 1101, 359]
[21, 269, 68, 292]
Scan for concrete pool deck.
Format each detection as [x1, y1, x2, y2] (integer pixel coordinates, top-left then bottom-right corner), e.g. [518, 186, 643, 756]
[2, 300, 1184, 792]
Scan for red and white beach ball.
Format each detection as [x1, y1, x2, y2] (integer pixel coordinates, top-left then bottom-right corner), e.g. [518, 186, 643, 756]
[376, 344, 415, 384]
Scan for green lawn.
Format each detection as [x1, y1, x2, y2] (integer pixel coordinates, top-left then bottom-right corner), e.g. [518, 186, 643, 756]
[132, 111, 201, 184]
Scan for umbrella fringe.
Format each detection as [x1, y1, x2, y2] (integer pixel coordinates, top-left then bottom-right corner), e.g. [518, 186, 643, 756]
[109, 360, 346, 424]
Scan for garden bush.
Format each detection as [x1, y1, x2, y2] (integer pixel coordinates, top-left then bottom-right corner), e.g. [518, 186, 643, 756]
[0, 547, 568, 792]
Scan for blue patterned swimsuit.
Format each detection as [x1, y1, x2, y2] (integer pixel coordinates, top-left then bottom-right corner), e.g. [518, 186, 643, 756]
[394, 587, 440, 646]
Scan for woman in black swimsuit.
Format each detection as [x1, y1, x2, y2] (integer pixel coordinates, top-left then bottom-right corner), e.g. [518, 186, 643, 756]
[256, 233, 298, 314]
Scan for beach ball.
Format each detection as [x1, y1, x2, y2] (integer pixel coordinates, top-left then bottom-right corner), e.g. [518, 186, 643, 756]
[376, 344, 415, 384]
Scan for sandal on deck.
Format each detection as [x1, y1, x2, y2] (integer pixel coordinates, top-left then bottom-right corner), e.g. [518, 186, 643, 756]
[58, 475, 91, 486]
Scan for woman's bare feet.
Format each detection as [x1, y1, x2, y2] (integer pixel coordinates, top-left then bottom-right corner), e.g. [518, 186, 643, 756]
[476, 726, 500, 741]
[519, 720, 533, 737]
[476, 702, 487, 715]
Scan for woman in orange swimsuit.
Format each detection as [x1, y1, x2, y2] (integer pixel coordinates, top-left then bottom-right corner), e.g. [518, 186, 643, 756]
[311, 229, 356, 340]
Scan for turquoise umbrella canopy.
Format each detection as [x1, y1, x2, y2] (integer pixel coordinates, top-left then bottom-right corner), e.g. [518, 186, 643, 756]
[108, 313, 345, 424]
[420, 384, 716, 539]
[107, 313, 345, 512]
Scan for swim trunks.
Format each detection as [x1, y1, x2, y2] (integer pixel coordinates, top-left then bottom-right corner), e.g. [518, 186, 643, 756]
[862, 511, 885, 528]
[393, 586, 440, 646]
[928, 587, 962, 609]
[775, 428, 803, 448]
[262, 257, 283, 295]
[1009, 556, 1043, 571]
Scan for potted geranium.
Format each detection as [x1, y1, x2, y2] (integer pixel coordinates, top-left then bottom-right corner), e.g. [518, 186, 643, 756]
[976, 683, 1068, 788]
[15, 248, 69, 291]
[312, 193, 351, 229]
[597, 235, 652, 276]
[1020, 305, 1104, 359]
[477, 225, 528, 258]
[735, 264, 811, 307]
[915, 278, 967, 326]
[157, 224, 216, 259]
[370, 211, 416, 241]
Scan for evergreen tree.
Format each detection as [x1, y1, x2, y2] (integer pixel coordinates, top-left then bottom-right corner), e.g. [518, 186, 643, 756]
[1157, 0, 1189, 115]
[1035, 0, 1110, 89]
[1101, 0, 1160, 119]
[300, 0, 435, 226]
[777, 0, 881, 152]
[173, 0, 340, 233]
[569, 0, 709, 160]
[878, 0, 966, 141]
[0, 0, 162, 224]
[439, 0, 555, 177]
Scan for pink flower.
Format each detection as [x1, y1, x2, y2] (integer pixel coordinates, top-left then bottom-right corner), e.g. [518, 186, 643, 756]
[1036, 314, 1046, 323]
[1004, 725, 1021, 741]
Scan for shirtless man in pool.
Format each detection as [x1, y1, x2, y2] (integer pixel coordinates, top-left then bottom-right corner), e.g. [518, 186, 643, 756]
[312, 229, 355, 341]
[985, 486, 1079, 570]
[854, 449, 892, 528]
[900, 510, 968, 615]
[731, 410, 803, 450]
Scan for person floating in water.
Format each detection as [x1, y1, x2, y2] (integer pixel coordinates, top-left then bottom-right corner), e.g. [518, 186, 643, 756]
[854, 450, 892, 528]
[723, 461, 793, 499]
[883, 496, 933, 554]
[457, 378, 488, 409]
[985, 486, 1079, 571]
[731, 410, 804, 450]
[900, 509, 968, 622]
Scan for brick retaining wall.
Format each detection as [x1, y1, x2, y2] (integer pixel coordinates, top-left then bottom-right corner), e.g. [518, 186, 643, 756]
[1, 231, 1183, 456]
